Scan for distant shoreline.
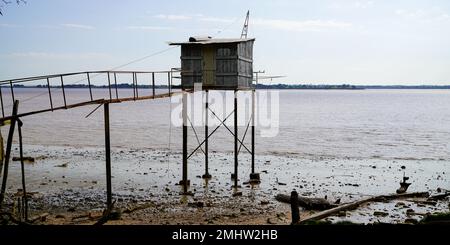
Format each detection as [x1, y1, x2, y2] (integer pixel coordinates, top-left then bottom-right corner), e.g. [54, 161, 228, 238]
[3, 84, 450, 90]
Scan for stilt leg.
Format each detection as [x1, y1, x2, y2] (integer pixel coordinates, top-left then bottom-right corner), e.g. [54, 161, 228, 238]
[250, 89, 260, 183]
[104, 103, 112, 208]
[181, 91, 190, 193]
[202, 90, 211, 179]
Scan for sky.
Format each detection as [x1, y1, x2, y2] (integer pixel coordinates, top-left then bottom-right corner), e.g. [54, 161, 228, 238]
[1, 0, 450, 85]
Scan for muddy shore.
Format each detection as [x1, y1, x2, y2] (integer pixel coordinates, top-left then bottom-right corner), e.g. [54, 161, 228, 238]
[1, 145, 449, 225]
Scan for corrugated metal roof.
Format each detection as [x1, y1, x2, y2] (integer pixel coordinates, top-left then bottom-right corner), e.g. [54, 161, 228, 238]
[169, 37, 255, 45]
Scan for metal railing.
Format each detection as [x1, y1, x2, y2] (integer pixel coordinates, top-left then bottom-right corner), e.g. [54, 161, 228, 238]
[0, 70, 180, 122]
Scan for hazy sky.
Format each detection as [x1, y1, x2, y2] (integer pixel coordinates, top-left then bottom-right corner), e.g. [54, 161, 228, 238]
[1, 0, 450, 85]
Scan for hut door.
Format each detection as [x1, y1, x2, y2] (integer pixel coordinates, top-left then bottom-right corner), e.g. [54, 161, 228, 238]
[202, 46, 215, 86]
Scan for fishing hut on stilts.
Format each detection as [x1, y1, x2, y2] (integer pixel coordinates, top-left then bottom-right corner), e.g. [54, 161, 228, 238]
[170, 34, 261, 194]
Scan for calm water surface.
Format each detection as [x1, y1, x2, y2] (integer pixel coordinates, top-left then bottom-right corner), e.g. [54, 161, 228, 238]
[1, 88, 449, 161]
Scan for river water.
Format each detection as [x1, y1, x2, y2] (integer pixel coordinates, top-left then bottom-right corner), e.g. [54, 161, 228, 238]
[1, 88, 449, 161]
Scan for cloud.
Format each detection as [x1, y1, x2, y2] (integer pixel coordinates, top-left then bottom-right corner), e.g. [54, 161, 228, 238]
[395, 7, 450, 23]
[252, 18, 353, 32]
[6, 52, 110, 59]
[61, 23, 95, 30]
[0, 23, 20, 28]
[126, 25, 173, 31]
[329, 1, 374, 10]
[152, 13, 234, 23]
[198, 16, 234, 23]
[153, 14, 192, 21]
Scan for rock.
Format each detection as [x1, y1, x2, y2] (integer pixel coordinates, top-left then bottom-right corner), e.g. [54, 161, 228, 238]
[232, 192, 243, 197]
[267, 218, 275, 224]
[12, 157, 35, 163]
[334, 198, 341, 205]
[395, 202, 406, 208]
[401, 166, 406, 169]
[374, 211, 389, 217]
[406, 208, 415, 215]
[55, 214, 66, 219]
[260, 200, 270, 205]
[404, 218, 418, 225]
[188, 202, 204, 208]
[68, 207, 76, 212]
[55, 162, 69, 168]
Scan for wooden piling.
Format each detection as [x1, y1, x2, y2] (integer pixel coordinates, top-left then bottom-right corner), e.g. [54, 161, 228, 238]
[291, 191, 300, 224]
[18, 120, 28, 221]
[104, 103, 112, 208]
[0, 100, 19, 208]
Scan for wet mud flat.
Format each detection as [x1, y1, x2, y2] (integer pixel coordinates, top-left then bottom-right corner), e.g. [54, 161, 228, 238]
[1, 145, 449, 225]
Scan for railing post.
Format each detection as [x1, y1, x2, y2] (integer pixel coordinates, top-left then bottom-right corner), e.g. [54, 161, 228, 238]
[114, 72, 119, 99]
[47, 78, 53, 111]
[132, 73, 136, 100]
[0, 86, 4, 118]
[152, 72, 155, 98]
[135, 73, 139, 98]
[60, 76, 67, 108]
[107, 72, 112, 101]
[87, 72, 93, 101]
[168, 72, 171, 94]
[9, 81, 15, 103]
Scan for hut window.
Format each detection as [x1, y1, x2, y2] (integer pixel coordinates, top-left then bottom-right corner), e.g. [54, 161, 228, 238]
[217, 46, 236, 57]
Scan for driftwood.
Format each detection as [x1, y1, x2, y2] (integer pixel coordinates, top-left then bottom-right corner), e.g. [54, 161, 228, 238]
[275, 194, 337, 210]
[427, 192, 450, 201]
[123, 203, 153, 214]
[297, 192, 430, 224]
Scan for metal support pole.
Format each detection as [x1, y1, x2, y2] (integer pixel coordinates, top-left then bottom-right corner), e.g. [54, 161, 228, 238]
[249, 88, 260, 182]
[104, 103, 112, 208]
[0, 100, 19, 208]
[18, 120, 28, 221]
[181, 91, 190, 193]
[202, 90, 211, 179]
[233, 90, 239, 188]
